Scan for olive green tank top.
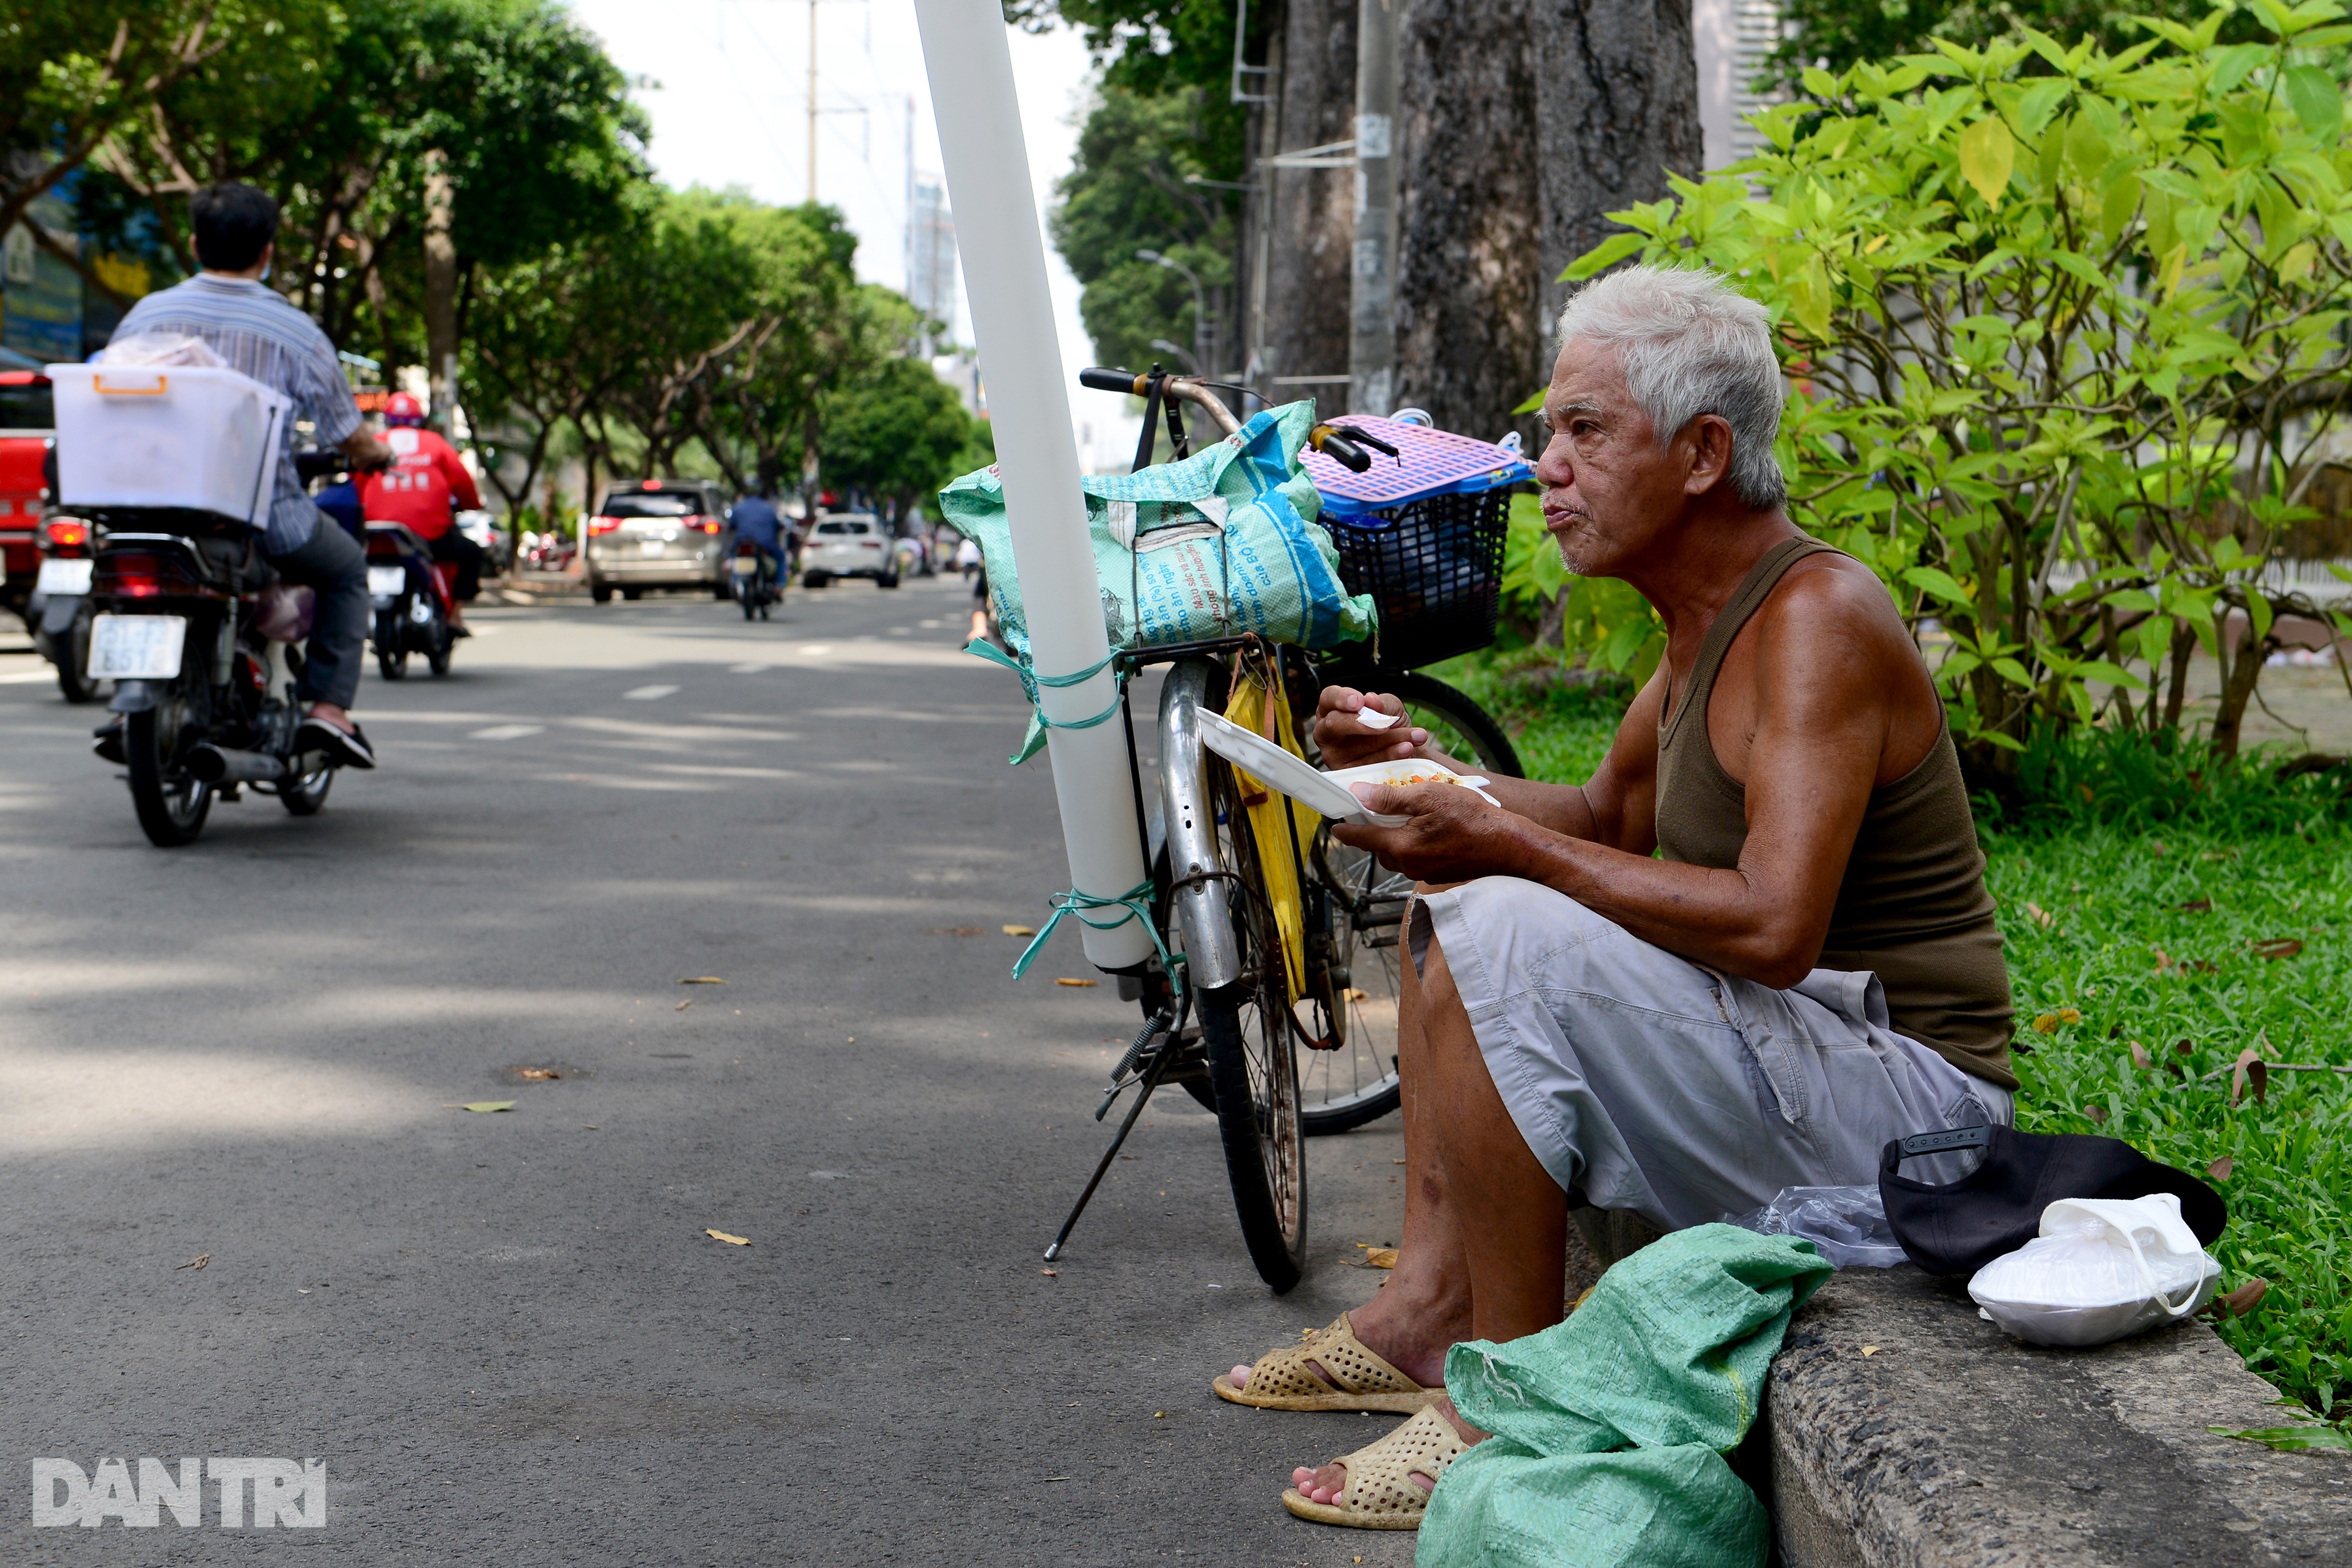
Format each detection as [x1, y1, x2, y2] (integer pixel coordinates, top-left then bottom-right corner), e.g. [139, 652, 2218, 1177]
[1654, 537, 2017, 1089]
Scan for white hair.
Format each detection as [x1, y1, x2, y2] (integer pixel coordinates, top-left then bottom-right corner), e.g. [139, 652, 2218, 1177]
[1555, 265, 1788, 510]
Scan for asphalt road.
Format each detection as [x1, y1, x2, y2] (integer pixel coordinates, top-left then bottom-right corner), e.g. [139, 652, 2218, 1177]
[0, 576, 1417, 1566]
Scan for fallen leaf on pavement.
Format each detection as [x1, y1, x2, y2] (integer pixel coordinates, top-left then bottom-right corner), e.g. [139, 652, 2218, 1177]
[2252, 938, 2304, 960]
[704, 1229, 750, 1246]
[676, 999, 691, 1011]
[1354, 1243, 1398, 1268]
[679, 977, 726, 985]
[462, 1102, 514, 1113]
[1860, 1345, 1880, 1357]
[513, 1067, 561, 1081]
[176, 1255, 208, 1271]
[923, 927, 985, 937]
[1040, 1268, 1058, 1277]
[1003, 924, 1036, 937]
[1055, 978, 1099, 987]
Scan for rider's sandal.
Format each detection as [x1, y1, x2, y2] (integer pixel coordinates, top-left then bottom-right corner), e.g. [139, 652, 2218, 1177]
[1279, 1404, 1469, 1530]
[1213, 1312, 1436, 1412]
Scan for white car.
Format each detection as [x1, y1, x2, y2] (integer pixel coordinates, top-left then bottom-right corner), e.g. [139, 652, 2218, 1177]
[800, 513, 898, 589]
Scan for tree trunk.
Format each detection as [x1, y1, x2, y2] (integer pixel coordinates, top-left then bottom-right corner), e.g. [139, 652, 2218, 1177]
[1262, 0, 1357, 393]
[1391, 0, 1701, 444]
[1531, 0, 1704, 362]
[422, 148, 459, 434]
[2162, 622, 2197, 733]
[2209, 613, 2270, 759]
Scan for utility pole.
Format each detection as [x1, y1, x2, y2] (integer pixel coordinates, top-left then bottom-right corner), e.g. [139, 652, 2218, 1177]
[1348, 0, 1398, 417]
[422, 147, 459, 436]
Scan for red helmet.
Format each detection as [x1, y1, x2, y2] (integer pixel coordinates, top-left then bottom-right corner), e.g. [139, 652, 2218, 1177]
[384, 391, 425, 427]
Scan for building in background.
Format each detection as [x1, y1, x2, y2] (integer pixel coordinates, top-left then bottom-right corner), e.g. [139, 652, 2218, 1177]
[3, 190, 85, 364]
[1693, 0, 1787, 172]
[904, 178, 958, 357]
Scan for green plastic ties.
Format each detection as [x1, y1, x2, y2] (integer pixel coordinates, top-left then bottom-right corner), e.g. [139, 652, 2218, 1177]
[966, 639, 1125, 764]
[1010, 878, 1183, 1006]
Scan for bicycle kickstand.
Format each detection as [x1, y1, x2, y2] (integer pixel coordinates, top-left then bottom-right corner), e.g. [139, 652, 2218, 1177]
[1044, 1027, 1178, 1263]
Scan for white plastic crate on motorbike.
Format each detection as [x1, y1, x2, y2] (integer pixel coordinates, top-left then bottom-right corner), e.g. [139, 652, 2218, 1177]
[939, 400, 1378, 670]
[48, 362, 289, 527]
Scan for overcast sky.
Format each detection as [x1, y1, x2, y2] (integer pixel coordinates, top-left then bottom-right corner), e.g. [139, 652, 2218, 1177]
[564, 1, 1131, 462]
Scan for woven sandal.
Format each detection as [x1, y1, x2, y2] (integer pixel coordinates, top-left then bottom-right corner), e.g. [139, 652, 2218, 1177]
[1212, 1312, 1436, 1413]
[1279, 1405, 1469, 1529]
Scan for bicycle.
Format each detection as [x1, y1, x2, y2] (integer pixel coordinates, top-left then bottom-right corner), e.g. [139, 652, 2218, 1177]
[1037, 366, 1529, 1292]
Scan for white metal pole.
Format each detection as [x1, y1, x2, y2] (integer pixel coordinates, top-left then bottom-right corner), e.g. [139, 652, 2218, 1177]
[911, 0, 1153, 969]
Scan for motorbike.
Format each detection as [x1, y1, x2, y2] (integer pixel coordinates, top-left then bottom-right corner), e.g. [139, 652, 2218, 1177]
[86, 509, 342, 847]
[300, 449, 464, 680]
[730, 538, 781, 620]
[29, 510, 102, 703]
[365, 519, 461, 678]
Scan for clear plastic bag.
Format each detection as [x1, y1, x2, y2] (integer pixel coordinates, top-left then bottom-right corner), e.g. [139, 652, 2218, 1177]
[1724, 1185, 1908, 1270]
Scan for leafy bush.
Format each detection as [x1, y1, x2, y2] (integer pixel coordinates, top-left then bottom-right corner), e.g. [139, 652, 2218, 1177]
[1563, 3, 2352, 771]
[1996, 724, 2352, 835]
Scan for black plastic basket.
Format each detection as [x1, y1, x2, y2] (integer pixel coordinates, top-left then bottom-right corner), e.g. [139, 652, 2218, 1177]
[1326, 487, 1511, 669]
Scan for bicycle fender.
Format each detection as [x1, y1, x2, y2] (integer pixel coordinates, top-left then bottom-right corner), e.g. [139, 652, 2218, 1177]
[1159, 659, 1242, 991]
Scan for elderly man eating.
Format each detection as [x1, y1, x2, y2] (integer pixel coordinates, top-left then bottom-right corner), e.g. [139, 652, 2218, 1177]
[1215, 266, 2019, 1530]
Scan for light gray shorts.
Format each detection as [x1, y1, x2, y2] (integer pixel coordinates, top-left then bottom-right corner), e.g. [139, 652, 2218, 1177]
[1417, 877, 2014, 1233]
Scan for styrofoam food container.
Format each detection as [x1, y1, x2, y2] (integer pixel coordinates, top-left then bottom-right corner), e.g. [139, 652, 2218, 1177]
[49, 362, 290, 526]
[1196, 709, 1497, 827]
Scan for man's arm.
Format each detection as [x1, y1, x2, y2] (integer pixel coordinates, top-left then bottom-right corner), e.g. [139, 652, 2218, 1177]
[340, 429, 395, 471]
[437, 437, 482, 509]
[1331, 569, 1899, 988]
[1311, 673, 1662, 854]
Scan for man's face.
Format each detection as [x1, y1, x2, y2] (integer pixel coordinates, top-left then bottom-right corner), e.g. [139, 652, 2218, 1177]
[1532, 338, 1687, 578]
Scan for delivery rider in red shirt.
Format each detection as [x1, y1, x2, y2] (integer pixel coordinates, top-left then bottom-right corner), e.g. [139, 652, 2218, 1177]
[358, 392, 485, 630]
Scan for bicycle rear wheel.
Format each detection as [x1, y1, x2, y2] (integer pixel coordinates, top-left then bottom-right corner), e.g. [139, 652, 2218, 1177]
[1295, 667, 1521, 1135]
[1192, 753, 1308, 1293]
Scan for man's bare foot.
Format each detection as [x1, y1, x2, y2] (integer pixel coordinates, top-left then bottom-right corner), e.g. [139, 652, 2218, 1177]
[1289, 1395, 1486, 1505]
[1228, 1275, 1466, 1398]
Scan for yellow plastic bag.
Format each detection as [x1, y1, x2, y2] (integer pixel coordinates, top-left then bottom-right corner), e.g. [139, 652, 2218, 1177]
[1221, 668, 1318, 1000]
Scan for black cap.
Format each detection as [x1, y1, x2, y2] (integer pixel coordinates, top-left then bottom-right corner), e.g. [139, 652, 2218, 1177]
[1879, 1124, 2226, 1277]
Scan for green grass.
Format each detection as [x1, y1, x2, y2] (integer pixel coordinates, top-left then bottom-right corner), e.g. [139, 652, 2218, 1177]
[1443, 650, 2352, 1419]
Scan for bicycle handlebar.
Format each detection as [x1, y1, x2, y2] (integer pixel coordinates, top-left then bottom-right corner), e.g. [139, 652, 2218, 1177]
[1309, 425, 1373, 473]
[1080, 367, 1148, 395]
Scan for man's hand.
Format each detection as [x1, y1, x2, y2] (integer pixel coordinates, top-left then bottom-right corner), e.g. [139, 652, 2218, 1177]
[342, 431, 395, 473]
[1312, 686, 1429, 769]
[1329, 781, 1522, 884]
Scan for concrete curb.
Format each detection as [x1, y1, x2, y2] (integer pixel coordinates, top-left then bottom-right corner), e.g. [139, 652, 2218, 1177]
[1766, 1265, 2352, 1565]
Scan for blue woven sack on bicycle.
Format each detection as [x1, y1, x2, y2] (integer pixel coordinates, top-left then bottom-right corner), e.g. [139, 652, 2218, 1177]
[937, 400, 1377, 659]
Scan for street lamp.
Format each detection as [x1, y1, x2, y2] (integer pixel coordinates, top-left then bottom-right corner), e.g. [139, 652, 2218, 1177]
[1135, 248, 1210, 377]
[1148, 337, 1200, 374]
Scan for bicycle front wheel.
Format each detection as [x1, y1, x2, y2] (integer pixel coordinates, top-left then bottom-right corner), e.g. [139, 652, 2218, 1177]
[1294, 667, 1520, 1135]
[1195, 754, 1308, 1293]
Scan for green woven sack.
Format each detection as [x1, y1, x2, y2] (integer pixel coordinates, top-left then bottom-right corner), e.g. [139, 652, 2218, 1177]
[936, 399, 1377, 660]
[1417, 1225, 1833, 1568]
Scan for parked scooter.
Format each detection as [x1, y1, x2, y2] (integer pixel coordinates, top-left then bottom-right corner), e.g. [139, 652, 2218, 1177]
[29, 510, 102, 703]
[730, 537, 781, 620]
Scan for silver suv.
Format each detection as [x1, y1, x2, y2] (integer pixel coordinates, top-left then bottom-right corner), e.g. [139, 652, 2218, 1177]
[585, 479, 734, 603]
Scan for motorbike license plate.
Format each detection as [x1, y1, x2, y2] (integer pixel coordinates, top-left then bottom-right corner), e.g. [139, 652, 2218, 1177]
[368, 566, 407, 597]
[86, 613, 186, 680]
[731, 557, 756, 575]
[36, 559, 92, 596]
